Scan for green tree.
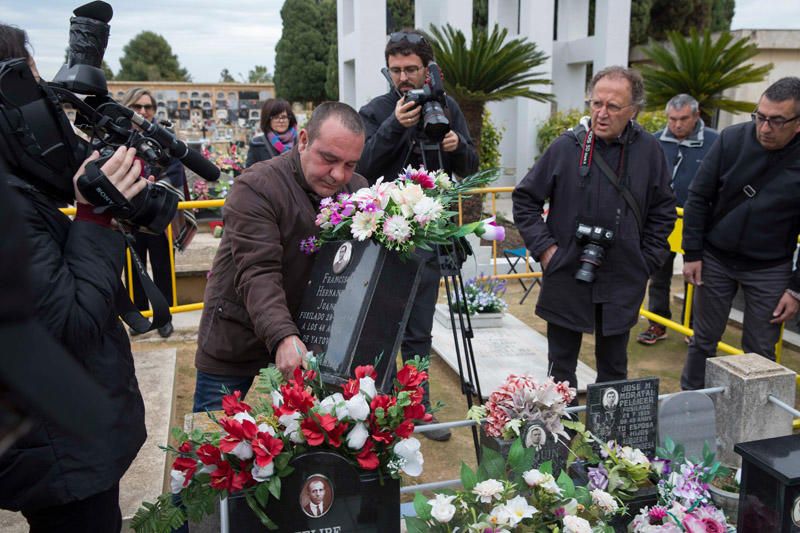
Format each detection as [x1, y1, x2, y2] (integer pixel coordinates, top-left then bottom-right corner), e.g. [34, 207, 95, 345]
[648, 0, 713, 42]
[479, 109, 503, 171]
[116, 31, 190, 81]
[629, 0, 654, 46]
[248, 65, 272, 83]
[473, 0, 488, 33]
[640, 29, 772, 125]
[710, 0, 735, 31]
[387, 0, 414, 33]
[325, 41, 339, 100]
[274, 0, 333, 103]
[219, 68, 236, 82]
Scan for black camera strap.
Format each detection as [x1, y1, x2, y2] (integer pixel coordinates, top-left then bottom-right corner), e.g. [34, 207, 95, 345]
[116, 229, 172, 333]
[576, 128, 643, 234]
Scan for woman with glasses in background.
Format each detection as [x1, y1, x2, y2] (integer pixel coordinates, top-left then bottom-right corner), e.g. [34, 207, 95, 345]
[246, 98, 298, 167]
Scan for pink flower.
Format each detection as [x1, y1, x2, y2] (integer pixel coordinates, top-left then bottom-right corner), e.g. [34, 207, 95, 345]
[476, 216, 506, 241]
[403, 167, 436, 189]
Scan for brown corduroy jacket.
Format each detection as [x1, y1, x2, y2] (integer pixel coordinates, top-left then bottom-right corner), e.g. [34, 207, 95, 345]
[195, 148, 367, 376]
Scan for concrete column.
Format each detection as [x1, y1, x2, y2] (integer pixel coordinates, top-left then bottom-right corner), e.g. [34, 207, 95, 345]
[415, 0, 472, 40]
[593, 0, 632, 68]
[337, 0, 388, 110]
[706, 354, 797, 467]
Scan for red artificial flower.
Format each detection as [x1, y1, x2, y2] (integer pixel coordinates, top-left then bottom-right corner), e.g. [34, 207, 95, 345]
[197, 444, 222, 466]
[178, 440, 193, 454]
[326, 421, 350, 448]
[408, 169, 436, 189]
[303, 369, 318, 382]
[251, 432, 284, 468]
[370, 395, 396, 421]
[218, 417, 258, 454]
[234, 468, 255, 491]
[371, 428, 395, 444]
[355, 365, 378, 380]
[342, 378, 360, 400]
[396, 365, 428, 389]
[406, 386, 425, 406]
[279, 382, 316, 414]
[172, 456, 197, 487]
[395, 419, 415, 439]
[356, 440, 380, 470]
[403, 403, 427, 421]
[301, 413, 339, 446]
[222, 390, 252, 416]
[210, 462, 237, 491]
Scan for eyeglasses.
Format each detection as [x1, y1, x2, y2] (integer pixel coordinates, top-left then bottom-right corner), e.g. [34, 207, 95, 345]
[131, 104, 155, 112]
[388, 65, 423, 76]
[388, 31, 426, 45]
[587, 100, 635, 114]
[271, 114, 290, 121]
[751, 112, 800, 129]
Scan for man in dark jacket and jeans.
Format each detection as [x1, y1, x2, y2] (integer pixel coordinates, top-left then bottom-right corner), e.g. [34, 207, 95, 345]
[357, 30, 478, 441]
[513, 66, 676, 392]
[681, 77, 800, 390]
[637, 94, 718, 345]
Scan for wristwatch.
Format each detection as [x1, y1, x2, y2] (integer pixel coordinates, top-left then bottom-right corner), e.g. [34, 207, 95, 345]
[785, 288, 800, 301]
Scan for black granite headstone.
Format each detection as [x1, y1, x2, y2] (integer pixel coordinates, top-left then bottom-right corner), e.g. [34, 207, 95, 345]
[228, 451, 400, 532]
[296, 240, 422, 392]
[523, 421, 569, 475]
[735, 434, 800, 533]
[586, 377, 659, 458]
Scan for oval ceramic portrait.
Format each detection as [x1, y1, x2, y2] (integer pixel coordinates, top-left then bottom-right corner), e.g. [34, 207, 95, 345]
[300, 474, 334, 519]
[332, 242, 353, 274]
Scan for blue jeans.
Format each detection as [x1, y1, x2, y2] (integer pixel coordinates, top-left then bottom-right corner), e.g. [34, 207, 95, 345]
[192, 371, 255, 413]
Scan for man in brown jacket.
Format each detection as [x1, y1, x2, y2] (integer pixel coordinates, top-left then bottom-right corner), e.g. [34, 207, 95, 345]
[193, 102, 368, 412]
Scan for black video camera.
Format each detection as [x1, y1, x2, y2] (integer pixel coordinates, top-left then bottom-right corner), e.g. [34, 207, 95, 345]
[403, 62, 450, 143]
[574, 222, 615, 284]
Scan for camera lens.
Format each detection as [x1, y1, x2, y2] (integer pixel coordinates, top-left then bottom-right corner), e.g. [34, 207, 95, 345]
[574, 244, 604, 284]
[422, 101, 449, 143]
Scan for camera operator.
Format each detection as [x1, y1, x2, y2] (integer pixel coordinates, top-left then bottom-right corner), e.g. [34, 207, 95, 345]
[357, 30, 478, 442]
[121, 87, 186, 338]
[0, 24, 147, 532]
[512, 66, 676, 393]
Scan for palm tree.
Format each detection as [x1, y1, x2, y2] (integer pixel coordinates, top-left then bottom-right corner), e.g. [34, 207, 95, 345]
[427, 23, 552, 157]
[640, 29, 773, 125]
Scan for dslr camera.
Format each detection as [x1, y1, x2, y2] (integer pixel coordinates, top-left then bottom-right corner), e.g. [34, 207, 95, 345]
[574, 222, 615, 284]
[403, 62, 450, 143]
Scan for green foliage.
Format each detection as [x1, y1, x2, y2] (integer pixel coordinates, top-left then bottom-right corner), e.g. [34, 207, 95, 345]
[479, 110, 503, 171]
[473, 0, 488, 33]
[630, 0, 733, 46]
[387, 0, 414, 33]
[219, 68, 236, 83]
[274, 0, 334, 103]
[325, 41, 339, 100]
[130, 494, 185, 533]
[116, 31, 190, 81]
[629, 0, 654, 46]
[637, 110, 668, 133]
[641, 28, 773, 124]
[248, 65, 272, 83]
[710, 0, 735, 32]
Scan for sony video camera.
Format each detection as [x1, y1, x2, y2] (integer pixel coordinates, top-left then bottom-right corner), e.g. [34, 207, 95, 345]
[403, 62, 450, 143]
[574, 222, 615, 284]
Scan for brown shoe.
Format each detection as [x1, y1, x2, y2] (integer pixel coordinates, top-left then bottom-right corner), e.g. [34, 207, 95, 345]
[636, 324, 667, 345]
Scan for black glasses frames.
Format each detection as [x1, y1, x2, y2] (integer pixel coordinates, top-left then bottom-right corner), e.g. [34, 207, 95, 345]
[751, 112, 800, 129]
[388, 31, 426, 45]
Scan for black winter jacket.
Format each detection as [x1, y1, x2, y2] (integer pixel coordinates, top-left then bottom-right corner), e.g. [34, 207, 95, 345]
[0, 176, 146, 511]
[357, 92, 479, 183]
[513, 121, 677, 335]
[683, 121, 800, 290]
[245, 134, 280, 168]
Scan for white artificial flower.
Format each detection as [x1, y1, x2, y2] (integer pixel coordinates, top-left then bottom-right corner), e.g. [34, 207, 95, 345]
[390, 182, 424, 217]
[563, 515, 592, 533]
[433, 169, 452, 189]
[473, 479, 504, 503]
[229, 440, 253, 461]
[488, 504, 515, 526]
[251, 462, 275, 482]
[257, 423, 276, 436]
[359, 376, 377, 399]
[428, 494, 456, 523]
[270, 390, 283, 408]
[346, 422, 369, 450]
[319, 392, 348, 419]
[522, 469, 562, 495]
[279, 411, 304, 443]
[383, 214, 412, 242]
[504, 495, 538, 525]
[170, 470, 187, 494]
[345, 393, 370, 421]
[619, 446, 650, 466]
[412, 196, 444, 227]
[350, 211, 381, 241]
[233, 411, 255, 425]
[394, 437, 424, 476]
[591, 488, 619, 514]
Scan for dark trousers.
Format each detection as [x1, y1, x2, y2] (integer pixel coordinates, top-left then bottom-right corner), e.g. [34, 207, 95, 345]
[681, 252, 791, 390]
[22, 483, 121, 533]
[399, 254, 440, 410]
[193, 371, 255, 412]
[547, 304, 629, 391]
[646, 251, 691, 326]
[127, 230, 174, 311]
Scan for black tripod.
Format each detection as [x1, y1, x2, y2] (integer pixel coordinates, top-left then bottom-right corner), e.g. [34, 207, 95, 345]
[437, 238, 483, 462]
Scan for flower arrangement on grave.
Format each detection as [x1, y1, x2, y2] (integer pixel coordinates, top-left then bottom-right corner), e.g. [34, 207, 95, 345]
[468, 374, 576, 442]
[191, 177, 234, 202]
[301, 166, 504, 258]
[203, 143, 245, 177]
[405, 439, 623, 532]
[130, 356, 431, 532]
[451, 276, 509, 316]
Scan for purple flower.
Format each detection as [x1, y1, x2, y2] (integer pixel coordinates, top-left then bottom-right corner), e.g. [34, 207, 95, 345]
[330, 211, 343, 226]
[588, 464, 609, 490]
[340, 203, 355, 217]
[553, 507, 566, 518]
[299, 236, 319, 255]
[320, 197, 334, 208]
[362, 201, 380, 213]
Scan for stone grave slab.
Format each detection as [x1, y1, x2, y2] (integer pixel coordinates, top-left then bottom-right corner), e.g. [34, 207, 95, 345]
[586, 377, 659, 458]
[523, 421, 570, 476]
[431, 310, 597, 396]
[297, 240, 421, 393]
[658, 391, 716, 460]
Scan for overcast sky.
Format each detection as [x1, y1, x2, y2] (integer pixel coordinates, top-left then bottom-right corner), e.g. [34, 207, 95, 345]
[2, 0, 798, 83]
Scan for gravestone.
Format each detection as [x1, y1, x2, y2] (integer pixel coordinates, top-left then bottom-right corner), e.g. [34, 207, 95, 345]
[586, 378, 659, 458]
[297, 240, 421, 392]
[658, 391, 716, 460]
[228, 451, 400, 532]
[735, 434, 800, 533]
[522, 421, 569, 475]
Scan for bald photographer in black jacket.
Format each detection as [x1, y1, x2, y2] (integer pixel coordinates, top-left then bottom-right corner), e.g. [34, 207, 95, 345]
[357, 30, 478, 441]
